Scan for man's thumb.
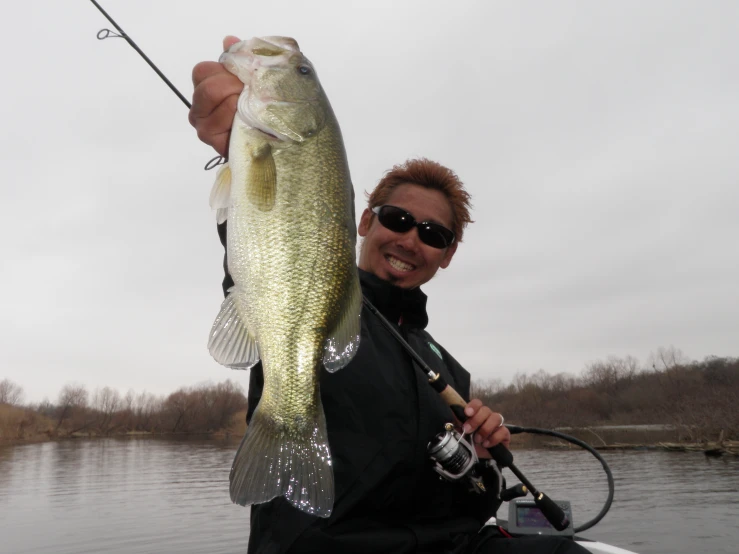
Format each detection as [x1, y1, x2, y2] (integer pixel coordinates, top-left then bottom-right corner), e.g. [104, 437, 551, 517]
[223, 35, 241, 51]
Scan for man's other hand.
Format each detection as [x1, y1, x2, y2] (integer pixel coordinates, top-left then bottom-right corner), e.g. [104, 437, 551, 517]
[463, 399, 510, 455]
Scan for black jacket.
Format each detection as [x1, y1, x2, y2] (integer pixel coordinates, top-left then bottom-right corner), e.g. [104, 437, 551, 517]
[217, 223, 493, 554]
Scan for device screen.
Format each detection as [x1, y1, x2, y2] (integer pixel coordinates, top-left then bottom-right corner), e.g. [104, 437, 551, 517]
[516, 505, 553, 528]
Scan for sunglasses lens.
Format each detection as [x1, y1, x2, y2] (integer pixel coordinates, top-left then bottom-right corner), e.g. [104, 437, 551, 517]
[418, 224, 452, 249]
[375, 205, 454, 249]
[378, 206, 414, 233]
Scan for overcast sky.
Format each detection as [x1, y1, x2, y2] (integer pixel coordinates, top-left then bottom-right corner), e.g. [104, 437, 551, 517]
[1, 1, 737, 403]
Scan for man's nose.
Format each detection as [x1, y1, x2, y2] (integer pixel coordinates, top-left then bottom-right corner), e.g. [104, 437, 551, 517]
[393, 227, 421, 252]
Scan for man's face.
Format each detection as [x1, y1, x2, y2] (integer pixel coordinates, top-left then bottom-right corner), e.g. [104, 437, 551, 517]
[357, 183, 458, 290]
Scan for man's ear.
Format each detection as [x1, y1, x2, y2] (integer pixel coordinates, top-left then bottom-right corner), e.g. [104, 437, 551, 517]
[440, 242, 458, 269]
[357, 208, 373, 237]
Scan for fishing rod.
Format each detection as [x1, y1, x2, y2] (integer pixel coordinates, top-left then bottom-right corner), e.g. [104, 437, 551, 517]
[88, 0, 224, 170]
[89, 0, 191, 109]
[89, 0, 569, 531]
[362, 297, 571, 531]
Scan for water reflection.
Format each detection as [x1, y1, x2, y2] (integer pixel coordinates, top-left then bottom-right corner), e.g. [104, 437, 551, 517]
[0, 438, 249, 554]
[0, 439, 737, 554]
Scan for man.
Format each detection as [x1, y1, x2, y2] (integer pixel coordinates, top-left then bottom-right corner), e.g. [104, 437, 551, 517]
[191, 37, 587, 554]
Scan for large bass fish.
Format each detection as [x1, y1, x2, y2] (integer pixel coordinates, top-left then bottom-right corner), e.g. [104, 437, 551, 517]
[207, 37, 362, 518]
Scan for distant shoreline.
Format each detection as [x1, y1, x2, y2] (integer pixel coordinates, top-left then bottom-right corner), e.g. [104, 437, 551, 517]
[4, 426, 736, 456]
[513, 425, 738, 456]
[0, 402, 249, 447]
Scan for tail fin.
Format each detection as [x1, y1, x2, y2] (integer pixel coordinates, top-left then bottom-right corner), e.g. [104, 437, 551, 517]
[229, 404, 334, 517]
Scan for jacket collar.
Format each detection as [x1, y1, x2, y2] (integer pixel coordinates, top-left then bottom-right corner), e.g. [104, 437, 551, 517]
[358, 269, 429, 329]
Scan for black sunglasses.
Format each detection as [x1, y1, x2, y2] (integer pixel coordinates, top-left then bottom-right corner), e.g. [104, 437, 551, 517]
[371, 205, 455, 249]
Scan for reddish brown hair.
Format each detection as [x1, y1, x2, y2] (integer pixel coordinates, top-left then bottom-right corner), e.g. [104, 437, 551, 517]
[367, 158, 473, 242]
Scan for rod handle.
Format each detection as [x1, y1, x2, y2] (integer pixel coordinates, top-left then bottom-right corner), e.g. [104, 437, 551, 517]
[439, 384, 468, 407]
[444, 389, 514, 468]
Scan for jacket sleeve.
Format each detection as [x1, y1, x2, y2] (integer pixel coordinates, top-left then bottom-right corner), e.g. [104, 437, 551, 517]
[246, 362, 264, 424]
[217, 221, 235, 298]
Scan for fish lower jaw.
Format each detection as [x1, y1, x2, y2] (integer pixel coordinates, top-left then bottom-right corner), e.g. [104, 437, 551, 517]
[252, 127, 280, 141]
[386, 255, 415, 272]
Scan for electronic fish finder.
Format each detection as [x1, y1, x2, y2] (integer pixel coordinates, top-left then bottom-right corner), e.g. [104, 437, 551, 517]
[506, 499, 574, 537]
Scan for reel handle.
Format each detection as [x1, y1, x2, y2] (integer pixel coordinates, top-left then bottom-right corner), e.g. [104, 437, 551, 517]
[442, 385, 512, 467]
[448, 404, 513, 467]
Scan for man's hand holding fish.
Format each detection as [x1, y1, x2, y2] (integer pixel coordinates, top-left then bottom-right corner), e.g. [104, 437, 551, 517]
[189, 36, 243, 157]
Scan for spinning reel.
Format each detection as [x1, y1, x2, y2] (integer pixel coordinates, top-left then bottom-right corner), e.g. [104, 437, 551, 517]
[427, 423, 503, 497]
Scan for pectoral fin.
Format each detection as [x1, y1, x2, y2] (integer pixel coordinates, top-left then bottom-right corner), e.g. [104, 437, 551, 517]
[248, 144, 276, 211]
[322, 277, 362, 372]
[208, 290, 260, 370]
[210, 164, 232, 224]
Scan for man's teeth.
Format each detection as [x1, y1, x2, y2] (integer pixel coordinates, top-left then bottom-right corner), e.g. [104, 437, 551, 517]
[387, 256, 414, 272]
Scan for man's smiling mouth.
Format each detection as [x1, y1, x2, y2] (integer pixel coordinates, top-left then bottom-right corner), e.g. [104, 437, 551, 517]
[386, 255, 415, 272]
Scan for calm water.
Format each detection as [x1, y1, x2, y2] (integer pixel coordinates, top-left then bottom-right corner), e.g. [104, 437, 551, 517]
[0, 438, 737, 554]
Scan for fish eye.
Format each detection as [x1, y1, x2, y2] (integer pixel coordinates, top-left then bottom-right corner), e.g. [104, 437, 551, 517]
[298, 65, 312, 76]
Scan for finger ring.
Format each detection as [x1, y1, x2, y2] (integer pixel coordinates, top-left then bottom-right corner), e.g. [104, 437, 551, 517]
[497, 415, 505, 429]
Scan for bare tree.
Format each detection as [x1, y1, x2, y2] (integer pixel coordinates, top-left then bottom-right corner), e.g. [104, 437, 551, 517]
[469, 352, 738, 438]
[648, 345, 690, 372]
[124, 389, 135, 411]
[36, 397, 55, 418]
[0, 378, 24, 405]
[160, 382, 246, 433]
[212, 380, 247, 429]
[583, 355, 640, 392]
[92, 387, 121, 435]
[133, 391, 162, 431]
[117, 389, 136, 431]
[163, 389, 194, 433]
[470, 378, 505, 405]
[548, 372, 578, 394]
[56, 384, 89, 433]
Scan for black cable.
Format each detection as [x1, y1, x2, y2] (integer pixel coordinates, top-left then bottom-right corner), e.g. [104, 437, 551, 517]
[506, 425, 615, 533]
